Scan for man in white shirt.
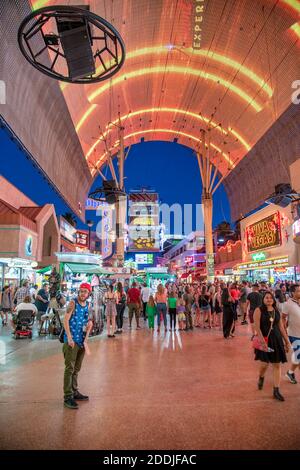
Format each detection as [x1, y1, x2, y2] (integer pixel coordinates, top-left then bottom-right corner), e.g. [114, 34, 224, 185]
[141, 283, 151, 320]
[283, 284, 300, 384]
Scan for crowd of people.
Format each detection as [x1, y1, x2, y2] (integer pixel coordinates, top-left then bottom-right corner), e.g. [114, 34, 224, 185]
[99, 278, 300, 403]
[1, 277, 300, 407]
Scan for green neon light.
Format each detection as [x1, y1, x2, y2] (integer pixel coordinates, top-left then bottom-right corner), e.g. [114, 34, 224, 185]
[251, 252, 266, 261]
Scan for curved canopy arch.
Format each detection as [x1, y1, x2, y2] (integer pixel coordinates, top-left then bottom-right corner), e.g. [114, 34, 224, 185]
[91, 128, 235, 177]
[1, 0, 297, 219]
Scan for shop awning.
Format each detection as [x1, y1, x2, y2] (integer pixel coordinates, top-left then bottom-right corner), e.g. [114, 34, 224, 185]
[146, 273, 172, 279]
[35, 265, 52, 274]
[64, 263, 111, 275]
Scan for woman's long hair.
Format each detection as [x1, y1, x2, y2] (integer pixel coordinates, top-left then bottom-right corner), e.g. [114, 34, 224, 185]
[117, 282, 123, 295]
[157, 283, 164, 295]
[260, 291, 279, 314]
[275, 288, 285, 304]
[221, 288, 230, 304]
[148, 295, 155, 307]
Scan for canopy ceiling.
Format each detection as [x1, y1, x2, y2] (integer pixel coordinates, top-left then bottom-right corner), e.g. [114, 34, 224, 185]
[30, 0, 300, 180]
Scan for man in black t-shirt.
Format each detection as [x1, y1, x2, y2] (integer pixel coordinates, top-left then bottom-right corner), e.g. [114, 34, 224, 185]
[258, 281, 268, 295]
[35, 283, 50, 325]
[247, 283, 262, 337]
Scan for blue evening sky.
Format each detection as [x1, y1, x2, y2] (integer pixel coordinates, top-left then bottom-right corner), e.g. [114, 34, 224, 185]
[0, 125, 230, 233]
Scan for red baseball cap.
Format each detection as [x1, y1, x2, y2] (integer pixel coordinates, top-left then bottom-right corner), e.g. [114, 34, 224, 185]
[79, 282, 92, 293]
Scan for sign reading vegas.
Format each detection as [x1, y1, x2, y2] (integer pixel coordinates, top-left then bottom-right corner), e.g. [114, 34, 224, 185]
[246, 212, 282, 253]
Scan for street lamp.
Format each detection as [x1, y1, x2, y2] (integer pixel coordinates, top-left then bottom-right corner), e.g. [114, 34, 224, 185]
[86, 220, 94, 251]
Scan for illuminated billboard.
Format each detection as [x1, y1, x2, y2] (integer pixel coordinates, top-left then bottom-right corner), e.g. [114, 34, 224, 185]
[135, 253, 154, 265]
[128, 192, 160, 252]
[245, 212, 282, 253]
[76, 230, 89, 248]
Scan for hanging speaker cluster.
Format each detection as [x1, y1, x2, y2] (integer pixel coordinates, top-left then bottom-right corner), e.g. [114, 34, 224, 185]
[18, 5, 125, 83]
[89, 180, 126, 204]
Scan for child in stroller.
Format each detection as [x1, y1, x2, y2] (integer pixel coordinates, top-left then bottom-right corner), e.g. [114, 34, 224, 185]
[13, 296, 37, 339]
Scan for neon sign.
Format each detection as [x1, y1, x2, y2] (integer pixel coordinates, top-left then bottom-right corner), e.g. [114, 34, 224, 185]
[246, 212, 282, 253]
[251, 252, 266, 261]
[237, 256, 289, 271]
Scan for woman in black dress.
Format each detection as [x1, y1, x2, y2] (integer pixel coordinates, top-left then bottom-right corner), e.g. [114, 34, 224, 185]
[221, 288, 235, 339]
[254, 291, 290, 401]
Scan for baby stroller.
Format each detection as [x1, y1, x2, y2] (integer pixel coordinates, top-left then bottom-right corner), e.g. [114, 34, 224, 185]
[14, 310, 34, 339]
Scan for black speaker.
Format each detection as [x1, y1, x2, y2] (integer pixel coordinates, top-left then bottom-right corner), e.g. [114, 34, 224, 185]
[56, 6, 95, 80]
[103, 180, 118, 204]
[266, 183, 298, 208]
[274, 183, 293, 194]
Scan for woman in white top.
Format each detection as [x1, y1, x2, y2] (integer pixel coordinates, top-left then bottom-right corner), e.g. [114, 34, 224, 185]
[104, 285, 118, 337]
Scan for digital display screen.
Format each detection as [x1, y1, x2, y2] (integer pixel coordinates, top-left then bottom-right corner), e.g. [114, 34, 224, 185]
[128, 199, 160, 251]
[135, 254, 154, 265]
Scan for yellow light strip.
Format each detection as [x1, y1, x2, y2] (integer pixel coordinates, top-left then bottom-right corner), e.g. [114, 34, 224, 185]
[76, 66, 262, 133]
[290, 22, 300, 39]
[228, 127, 251, 152]
[87, 65, 262, 111]
[60, 45, 272, 97]
[281, 0, 300, 14]
[91, 128, 235, 175]
[31, 0, 49, 9]
[75, 104, 97, 137]
[85, 107, 250, 160]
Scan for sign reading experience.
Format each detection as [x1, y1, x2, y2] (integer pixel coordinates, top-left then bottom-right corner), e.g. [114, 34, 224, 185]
[246, 212, 282, 253]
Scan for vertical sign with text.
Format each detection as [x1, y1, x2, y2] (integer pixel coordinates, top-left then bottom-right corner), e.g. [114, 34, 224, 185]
[192, 0, 206, 50]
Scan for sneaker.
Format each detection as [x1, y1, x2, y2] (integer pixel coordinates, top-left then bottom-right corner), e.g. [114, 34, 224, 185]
[286, 371, 297, 384]
[73, 391, 89, 401]
[273, 388, 285, 401]
[64, 398, 79, 409]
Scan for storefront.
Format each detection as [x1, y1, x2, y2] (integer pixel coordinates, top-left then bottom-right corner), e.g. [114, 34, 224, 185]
[0, 197, 60, 289]
[237, 204, 299, 283]
[235, 256, 295, 282]
[55, 252, 106, 293]
[144, 267, 174, 290]
[0, 257, 40, 288]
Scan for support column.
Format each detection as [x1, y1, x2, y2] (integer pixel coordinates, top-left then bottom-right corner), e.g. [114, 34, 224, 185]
[115, 120, 126, 266]
[115, 195, 126, 266]
[202, 191, 215, 282]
